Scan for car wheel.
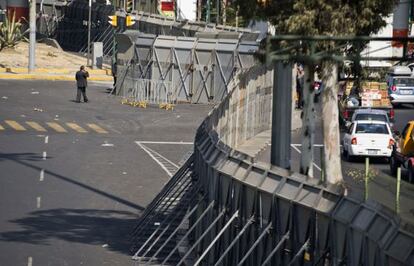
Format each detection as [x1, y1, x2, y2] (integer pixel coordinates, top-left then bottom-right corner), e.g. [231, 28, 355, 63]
[408, 163, 414, 183]
[390, 156, 400, 176]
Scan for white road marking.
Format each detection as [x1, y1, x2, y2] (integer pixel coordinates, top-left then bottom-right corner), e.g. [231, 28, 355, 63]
[135, 142, 179, 177]
[44, 136, 49, 144]
[291, 144, 322, 172]
[292, 143, 342, 147]
[36, 197, 41, 208]
[136, 141, 193, 145]
[27, 257, 33, 266]
[39, 169, 44, 181]
[42, 151, 47, 160]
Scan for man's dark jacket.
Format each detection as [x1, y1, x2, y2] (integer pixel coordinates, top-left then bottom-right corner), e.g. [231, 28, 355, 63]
[75, 70, 89, 87]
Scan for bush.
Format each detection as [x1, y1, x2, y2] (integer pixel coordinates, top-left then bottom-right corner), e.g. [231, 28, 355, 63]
[0, 11, 28, 51]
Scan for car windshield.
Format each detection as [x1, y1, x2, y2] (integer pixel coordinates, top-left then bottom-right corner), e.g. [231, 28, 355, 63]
[393, 78, 414, 86]
[354, 114, 387, 122]
[355, 123, 389, 134]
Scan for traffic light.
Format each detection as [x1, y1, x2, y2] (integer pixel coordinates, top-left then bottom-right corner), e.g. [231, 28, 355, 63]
[126, 0, 133, 12]
[126, 15, 135, 27]
[108, 15, 117, 27]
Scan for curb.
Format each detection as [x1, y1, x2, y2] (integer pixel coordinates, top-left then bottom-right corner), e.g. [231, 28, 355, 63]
[0, 73, 113, 82]
[0, 68, 112, 75]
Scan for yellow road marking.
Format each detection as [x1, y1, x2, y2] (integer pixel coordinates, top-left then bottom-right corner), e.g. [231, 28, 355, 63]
[0, 123, 4, 130]
[5, 120, 26, 131]
[66, 123, 88, 133]
[26, 121, 47, 132]
[46, 122, 67, 133]
[87, 123, 108, 134]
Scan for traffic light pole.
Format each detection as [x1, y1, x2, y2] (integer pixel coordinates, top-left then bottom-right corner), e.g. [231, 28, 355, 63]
[270, 62, 292, 169]
[87, 0, 92, 67]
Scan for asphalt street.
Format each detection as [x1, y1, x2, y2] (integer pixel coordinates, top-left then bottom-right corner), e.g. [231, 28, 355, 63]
[258, 101, 414, 225]
[0, 80, 211, 265]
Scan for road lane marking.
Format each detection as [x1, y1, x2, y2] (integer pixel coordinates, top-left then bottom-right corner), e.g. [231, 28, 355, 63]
[0, 123, 4, 130]
[26, 121, 47, 132]
[136, 142, 179, 177]
[28, 257, 33, 266]
[87, 123, 108, 134]
[5, 120, 26, 131]
[42, 151, 47, 160]
[40, 169, 44, 181]
[36, 197, 41, 208]
[66, 122, 88, 133]
[290, 144, 322, 172]
[45, 136, 49, 144]
[136, 141, 193, 145]
[46, 122, 67, 133]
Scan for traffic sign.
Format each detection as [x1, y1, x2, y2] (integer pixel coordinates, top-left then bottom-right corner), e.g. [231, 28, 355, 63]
[108, 15, 117, 27]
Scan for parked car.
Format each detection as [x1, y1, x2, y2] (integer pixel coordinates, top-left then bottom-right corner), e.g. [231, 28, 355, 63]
[390, 121, 414, 183]
[386, 66, 414, 106]
[350, 109, 394, 129]
[342, 120, 395, 161]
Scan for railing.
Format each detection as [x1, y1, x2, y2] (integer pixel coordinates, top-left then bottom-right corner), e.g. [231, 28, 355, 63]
[121, 78, 175, 106]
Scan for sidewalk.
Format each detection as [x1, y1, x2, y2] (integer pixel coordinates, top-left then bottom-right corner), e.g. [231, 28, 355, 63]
[0, 67, 113, 82]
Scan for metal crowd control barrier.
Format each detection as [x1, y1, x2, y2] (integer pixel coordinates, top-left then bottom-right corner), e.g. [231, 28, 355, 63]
[121, 77, 174, 108]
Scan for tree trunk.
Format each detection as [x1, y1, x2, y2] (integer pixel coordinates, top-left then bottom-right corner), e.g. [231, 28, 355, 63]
[300, 64, 315, 177]
[222, 0, 227, 26]
[197, 0, 202, 21]
[321, 62, 343, 184]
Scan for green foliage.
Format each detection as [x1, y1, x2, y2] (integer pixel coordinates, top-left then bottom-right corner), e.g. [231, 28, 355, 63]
[0, 11, 28, 51]
[237, 0, 399, 36]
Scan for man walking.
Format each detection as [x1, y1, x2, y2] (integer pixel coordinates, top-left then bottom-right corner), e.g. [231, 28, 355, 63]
[75, 65, 89, 103]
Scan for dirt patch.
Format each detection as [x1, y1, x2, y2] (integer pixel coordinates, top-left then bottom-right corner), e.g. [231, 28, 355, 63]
[0, 42, 104, 69]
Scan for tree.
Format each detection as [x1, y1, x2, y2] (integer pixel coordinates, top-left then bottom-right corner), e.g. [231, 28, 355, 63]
[237, 0, 399, 184]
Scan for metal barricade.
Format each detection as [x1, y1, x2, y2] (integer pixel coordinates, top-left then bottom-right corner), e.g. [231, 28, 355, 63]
[121, 78, 175, 109]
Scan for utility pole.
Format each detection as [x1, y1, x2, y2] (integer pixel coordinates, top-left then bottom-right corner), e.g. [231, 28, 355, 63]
[87, 0, 92, 67]
[28, 0, 36, 72]
[270, 62, 292, 169]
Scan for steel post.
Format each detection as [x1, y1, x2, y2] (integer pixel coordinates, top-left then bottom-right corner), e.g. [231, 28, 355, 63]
[29, 0, 36, 72]
[271, 62, 292, 169]
[87, 0, 92, 66]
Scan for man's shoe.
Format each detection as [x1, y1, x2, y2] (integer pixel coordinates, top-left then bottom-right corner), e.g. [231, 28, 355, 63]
[84, 100, 89, 103]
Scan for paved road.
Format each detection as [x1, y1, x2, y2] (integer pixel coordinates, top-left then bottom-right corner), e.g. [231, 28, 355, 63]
[258, 102, 414, 225]
[0, 80, 211, 265]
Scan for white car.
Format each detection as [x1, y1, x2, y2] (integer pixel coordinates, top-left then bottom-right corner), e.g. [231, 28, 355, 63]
[342, 120, 395, 161]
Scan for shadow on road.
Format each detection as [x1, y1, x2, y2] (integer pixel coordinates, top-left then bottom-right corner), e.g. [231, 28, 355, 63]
[0, 152, 145, 211]
[0, 152, 48, 162]
[0, 208, 135, 255]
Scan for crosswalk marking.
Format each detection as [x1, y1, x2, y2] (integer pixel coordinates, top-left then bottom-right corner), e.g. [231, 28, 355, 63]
[66, 123, 88, 133]
[0, 120, 109, 134]
[26, 121, 47, 132]
[87, 123, 108, 134]
[5, 120, 26, 131]
[46, 122, 67, 133]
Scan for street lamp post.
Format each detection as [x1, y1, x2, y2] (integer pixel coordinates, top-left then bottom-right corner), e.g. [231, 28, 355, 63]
[87, 0, 92, 67]
[28, 0, 36, 72]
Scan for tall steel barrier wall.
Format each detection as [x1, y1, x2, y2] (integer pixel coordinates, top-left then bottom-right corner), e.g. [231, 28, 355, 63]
[188, 66, 414, 265]
[207, 65, 273, 147]
[128, 11, 259, 40]
[130, 65, 414, 265]
[115, 31, 260, 104]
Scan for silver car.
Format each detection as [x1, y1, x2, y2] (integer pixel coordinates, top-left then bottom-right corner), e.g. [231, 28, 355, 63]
[349, 109, 394, 130]
[387, 76, 414, 106]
